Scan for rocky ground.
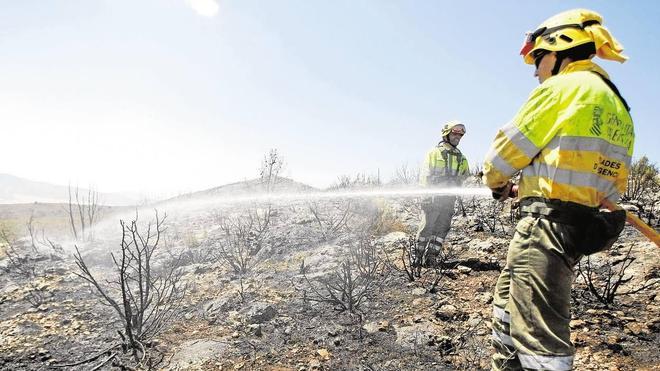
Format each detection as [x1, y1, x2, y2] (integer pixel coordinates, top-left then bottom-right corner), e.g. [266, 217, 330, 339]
[0, 194, 658, 370]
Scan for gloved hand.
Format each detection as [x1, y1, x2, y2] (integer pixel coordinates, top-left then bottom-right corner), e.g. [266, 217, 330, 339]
[491, 182, 518, 201]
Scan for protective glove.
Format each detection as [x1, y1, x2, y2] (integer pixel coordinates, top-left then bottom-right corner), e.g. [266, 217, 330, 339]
[491, 182, 518, 201]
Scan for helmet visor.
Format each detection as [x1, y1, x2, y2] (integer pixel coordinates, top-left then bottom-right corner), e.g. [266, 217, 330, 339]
[450, 125, 466, 135]
[519, 27, 546, 57]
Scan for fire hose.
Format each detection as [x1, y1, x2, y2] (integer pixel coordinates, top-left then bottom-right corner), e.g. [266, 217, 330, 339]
[601, 199, 660, 247]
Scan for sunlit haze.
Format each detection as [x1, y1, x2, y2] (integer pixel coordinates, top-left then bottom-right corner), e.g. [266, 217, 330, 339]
[2, 1, 658, 198]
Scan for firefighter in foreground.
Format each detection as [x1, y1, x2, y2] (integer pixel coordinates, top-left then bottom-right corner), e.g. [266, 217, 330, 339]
[416, 120, 469, 266]
[481, 9, 634, 370]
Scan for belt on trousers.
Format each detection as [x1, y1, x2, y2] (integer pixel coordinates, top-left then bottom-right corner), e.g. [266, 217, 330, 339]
[518, 197, 598, 226]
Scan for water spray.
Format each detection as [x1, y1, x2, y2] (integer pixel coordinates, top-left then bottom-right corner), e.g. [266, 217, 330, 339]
[158, 186, 493, 210]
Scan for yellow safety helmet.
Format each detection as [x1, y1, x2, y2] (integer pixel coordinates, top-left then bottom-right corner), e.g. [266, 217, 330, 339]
[441, 120, 466, 138]
[519, 9, 627, 65]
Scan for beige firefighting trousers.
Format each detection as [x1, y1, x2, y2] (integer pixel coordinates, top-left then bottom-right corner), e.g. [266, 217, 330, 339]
[491, 216, 583, 371]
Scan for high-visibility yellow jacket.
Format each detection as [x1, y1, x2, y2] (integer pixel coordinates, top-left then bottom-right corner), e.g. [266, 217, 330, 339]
[421, 142, 470, 186]
[482, 60, 634, 207]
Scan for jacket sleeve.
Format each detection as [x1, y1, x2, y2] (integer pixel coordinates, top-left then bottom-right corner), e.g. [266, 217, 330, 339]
[419, 150, 434, 186]
[482, 85, 562, 189]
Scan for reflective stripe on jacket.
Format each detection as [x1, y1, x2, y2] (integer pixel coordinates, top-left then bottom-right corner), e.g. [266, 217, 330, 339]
[421, 142, 469, 186]
[482, 60, 634, 207]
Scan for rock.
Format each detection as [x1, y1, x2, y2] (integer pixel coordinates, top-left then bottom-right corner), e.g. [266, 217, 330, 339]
[245, 302, 278, 324]
[412, 288, 426, 296]
[362, 322, 380, 334]
[169, 339, 229, 367]
[457, 265, 472, 274]
[435, 304, 458, 321]
[194, 265, 212, 274]
[411, 297, 433, 307]
[480, 292, 493, 304]
[317, 348, 331, 360]
[394, 322, 445, 350]
[16, 320, 42, 335]
[309, 359, 322, 370]
[466, 314, 482, 328]
[248, 324, 262, 337]
[203, 297, 230, 316]
[570, 319, 586, 329]
[624, 322, 649, 337]
[468, 240, 494, 253]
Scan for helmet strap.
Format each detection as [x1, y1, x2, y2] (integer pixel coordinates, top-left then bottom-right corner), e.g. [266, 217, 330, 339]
[551, 43, 596, 76]
[551, 52, 565, 76]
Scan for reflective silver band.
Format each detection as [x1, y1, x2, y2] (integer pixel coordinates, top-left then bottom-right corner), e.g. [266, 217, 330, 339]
[522, 162, 616, 194]
[493, 306, 511, 324]
[518, 353, 574, 371]
[501, 122, 541, 159]
[546, 136, 631, 164]
[485, 151, 518, 178]
[492, 329, 514, 347]
[606, 191, 620, 203]
[429, 236, 444, 244]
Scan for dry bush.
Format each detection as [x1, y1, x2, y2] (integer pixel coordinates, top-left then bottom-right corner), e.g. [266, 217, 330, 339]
[307, 200, 354, 242]
[383, 235, 457, 294]
[576, 244, 659, 307]
[303, 234, 385, 313]
[625, 156, 659, 201]
[330, 172, 381, 189]
[1, 229, 52, 308]
[260, 148, 285, 192]
[26, 213, 64, 255]
[473, 199, 511, 234]
[389, 163, 420, 185]
[72, 211, 186, 369]
[624, 156, 660, 224]
[66, 185, 102, 241]
[211, 206, 275, 275]
[365, 204, 415, 236]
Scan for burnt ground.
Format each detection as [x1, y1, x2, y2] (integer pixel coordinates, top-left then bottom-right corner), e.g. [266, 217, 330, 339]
[0, 196, 658, 370]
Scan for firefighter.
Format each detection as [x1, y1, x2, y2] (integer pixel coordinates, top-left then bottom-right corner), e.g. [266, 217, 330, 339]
[482, 9, 634, 370]
[416, 120, 469, 266]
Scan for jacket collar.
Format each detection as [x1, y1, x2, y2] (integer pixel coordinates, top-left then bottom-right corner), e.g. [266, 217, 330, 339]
[559, 59, 610, 79]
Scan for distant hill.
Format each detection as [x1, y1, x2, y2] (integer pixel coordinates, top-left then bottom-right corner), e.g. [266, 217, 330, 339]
[0, 174, 141, 206]
[162, 177, 317, 203]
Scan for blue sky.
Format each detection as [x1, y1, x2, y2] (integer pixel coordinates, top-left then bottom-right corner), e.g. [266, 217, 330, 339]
[1, 0, 658, 195]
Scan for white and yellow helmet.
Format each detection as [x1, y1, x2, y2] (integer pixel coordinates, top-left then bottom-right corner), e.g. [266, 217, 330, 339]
[519, 9, 627, 65]
[441, 120, 466, 138]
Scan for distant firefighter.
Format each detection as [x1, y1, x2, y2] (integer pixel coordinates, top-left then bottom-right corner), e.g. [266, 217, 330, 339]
[482, 9, 634, 371]
[415, 120, 469, 267]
